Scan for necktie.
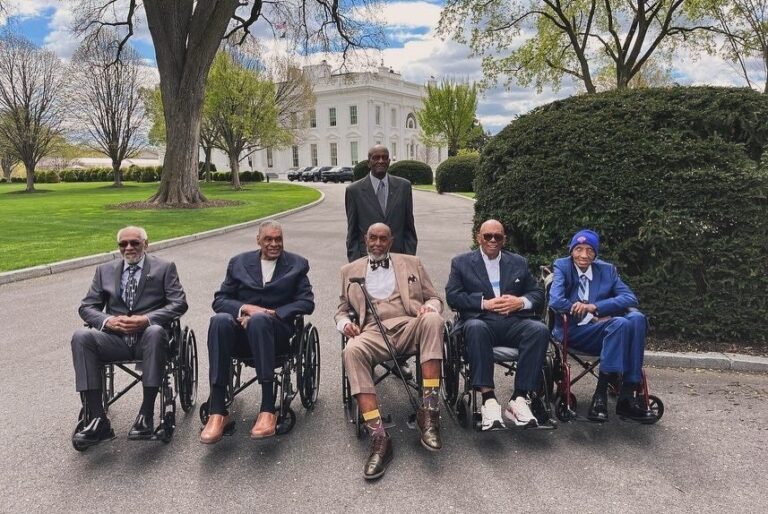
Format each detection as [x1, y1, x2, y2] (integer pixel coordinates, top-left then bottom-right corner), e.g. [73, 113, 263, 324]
[578, 274, 589, 302]
[370, 257, 390, 271]
[376, 180, 387, 213]
[123, 265, 139, 346]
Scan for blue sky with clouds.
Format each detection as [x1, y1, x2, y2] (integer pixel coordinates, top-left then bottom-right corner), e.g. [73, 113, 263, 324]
[2, 0, 760, 134]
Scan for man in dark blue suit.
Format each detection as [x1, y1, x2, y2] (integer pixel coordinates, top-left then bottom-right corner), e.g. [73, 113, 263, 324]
[446, 219, 549, 430]
[200, 220, 315, 443]
[548, 229, 654, 423]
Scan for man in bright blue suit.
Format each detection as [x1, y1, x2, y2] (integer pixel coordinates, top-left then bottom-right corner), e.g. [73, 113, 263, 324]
[548, 229, 654, 424]
[200, 220, 315, 443]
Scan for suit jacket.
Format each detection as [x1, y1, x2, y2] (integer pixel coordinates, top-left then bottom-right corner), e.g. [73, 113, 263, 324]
[334, 253, 443, 331]
[212, 250, 315, 325]
[548, 257, 638, 335]
[445, 249, 543, 331]
[345, 173, 417, 262]
[78, 254, 188, 329]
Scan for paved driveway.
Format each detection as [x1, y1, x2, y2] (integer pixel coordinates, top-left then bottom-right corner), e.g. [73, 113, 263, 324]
[0, 182, 766, 513]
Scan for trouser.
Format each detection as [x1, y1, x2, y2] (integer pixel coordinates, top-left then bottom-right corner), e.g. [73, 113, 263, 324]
[207, 312, 292, 388]
[462, 316, 549, 392]
[71, 325, 167, 391]
[343, 311, 444, 396]
[563, 311, 647, 384]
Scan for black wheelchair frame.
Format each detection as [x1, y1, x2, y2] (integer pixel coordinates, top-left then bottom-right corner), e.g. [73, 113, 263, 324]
[441, 313, 557, 431]
[72, 319, 199, 451]
[540, 266, 664, 424]
[198, 316, 320, 435]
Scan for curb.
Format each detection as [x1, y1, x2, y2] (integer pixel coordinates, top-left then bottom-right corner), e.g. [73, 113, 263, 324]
[413, 187, 476, 202]
[0, 188, 325, 286]
[644, 351, 768, 373]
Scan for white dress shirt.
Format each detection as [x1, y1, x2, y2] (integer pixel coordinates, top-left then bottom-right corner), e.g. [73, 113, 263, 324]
[261, 258, 277, 284]
[480, 251, 532, 311]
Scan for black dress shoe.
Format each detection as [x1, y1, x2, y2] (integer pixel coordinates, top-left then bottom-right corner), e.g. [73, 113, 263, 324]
[128, 413, 155, 440]
[588, 394, 609, 422]
[416, 407, 442, 451]
[363, 433, 393, 480]
[616, 397, 656, 424]
[73, 416, 115, 448]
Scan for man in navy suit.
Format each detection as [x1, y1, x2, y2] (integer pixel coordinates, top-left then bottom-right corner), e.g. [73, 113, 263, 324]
[446, 219, 549, 430]
[548, 229, 654, 423]
[200, 220, 315, 443]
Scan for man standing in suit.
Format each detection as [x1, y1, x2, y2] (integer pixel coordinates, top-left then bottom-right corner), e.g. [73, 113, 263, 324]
[446, 219, 549, 430]
[345, 145, 417, 262]
[70, 226, 188, 447]
[548, 229, 654, 423]
[201, 220, 315, 444]
[336, 223, 443, 480]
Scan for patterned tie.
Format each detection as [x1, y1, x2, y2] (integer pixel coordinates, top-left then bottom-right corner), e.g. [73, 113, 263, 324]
[578, 274, 589, 302]
[123, 265, 139, 346]
[376, 180, 387, 213]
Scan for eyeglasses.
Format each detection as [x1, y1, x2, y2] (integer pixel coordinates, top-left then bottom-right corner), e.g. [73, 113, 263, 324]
[481, 233, 504, 242]
[118, 240, 143, 248]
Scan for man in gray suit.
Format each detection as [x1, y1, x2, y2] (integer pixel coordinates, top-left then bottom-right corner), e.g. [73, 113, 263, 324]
[70, 226, 188, 447]
[345, 145, 417, 262]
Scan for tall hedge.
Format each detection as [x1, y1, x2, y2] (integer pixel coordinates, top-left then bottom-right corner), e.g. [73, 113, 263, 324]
[353, 160, 369, 181]
[389, 159, 433, 185]
[435, 155, 478, 193]
[475, 86, 768, 342]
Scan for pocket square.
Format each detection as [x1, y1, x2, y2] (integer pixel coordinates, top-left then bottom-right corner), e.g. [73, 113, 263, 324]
[514, 278, 520, 283]
[408, 274, 417, 283]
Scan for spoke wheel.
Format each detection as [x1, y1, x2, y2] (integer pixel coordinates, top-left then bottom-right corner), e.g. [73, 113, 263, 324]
[298, 324, 321, 409]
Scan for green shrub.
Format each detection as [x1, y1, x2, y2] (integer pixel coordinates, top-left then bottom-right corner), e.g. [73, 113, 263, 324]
[435, 155, 478, 193]
[123, 168, 134, 181]
[11, 176, 24, 183]
[353, 160, 369, 181]
[212, 171, 232, 182]
[389, 160, 433, 185]
[139, 168, 158, 182]
[240, 170, 252, 181]
[35, 170, 60, 183]
[59, 169, 79, 182]
[252, 170, 264, 182]
[475, 86, 768, 343]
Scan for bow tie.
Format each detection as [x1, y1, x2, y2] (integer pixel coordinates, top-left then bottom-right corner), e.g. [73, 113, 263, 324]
[370, 257, 390, 271]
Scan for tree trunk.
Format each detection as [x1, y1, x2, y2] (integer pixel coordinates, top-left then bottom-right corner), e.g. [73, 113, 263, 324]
[229, 152, 241, 190]
[1, 160, 12, 182]
[23, 160, 35, 192]
[448, 141, 458, 157]
[112, 160, 123, 187]
[204, 146, 213, 182]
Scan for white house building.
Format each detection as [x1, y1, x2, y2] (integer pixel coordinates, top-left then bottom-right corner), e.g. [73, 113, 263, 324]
[209, 62, 447, 176]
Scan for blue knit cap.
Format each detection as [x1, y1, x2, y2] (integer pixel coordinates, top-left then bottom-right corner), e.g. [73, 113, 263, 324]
[569, 229, 599, 255]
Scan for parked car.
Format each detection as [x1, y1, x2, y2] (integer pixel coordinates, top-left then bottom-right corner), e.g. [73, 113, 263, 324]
[303, 166, 332, 182]
[288, 166, 312, 181]
[321, 166, 354, 183]
[283, 167, 298, 180]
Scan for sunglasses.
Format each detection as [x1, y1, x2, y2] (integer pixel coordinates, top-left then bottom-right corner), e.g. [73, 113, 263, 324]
[118, 240, 143, 248]
[481, 233, 504, 242]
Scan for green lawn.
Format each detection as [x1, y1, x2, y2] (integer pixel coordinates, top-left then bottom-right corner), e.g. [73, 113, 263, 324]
[414, 184, 475, 199]
[0, 181, 320, 272]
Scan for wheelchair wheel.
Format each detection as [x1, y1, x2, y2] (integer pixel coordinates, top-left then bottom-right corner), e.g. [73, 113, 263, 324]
[648, 395, 664, 422]
[456, 394, 472, 429]
[555, 393, 578, 422]
[178, 327, 198, 413]
[72, 409, 89, 452]
[199, 400, 210, 425]
[441, 321, 460, 407]
[298, 323, 320, 409]
[276, 407, 296, 435]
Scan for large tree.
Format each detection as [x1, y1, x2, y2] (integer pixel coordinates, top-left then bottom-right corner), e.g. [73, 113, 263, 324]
[0, 34, 64, 192]
[72, 0, 382, 205]
[417, 80, 478, 157]
[438, 0, 711, 93]
[69, 33, 146, 187]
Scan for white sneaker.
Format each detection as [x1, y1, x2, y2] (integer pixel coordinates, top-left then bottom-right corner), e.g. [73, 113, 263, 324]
[504, 396, 538, 427]
[480, 398, 506, 431]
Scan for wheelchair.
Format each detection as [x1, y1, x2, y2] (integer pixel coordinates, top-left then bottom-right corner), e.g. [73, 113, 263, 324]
[198, 316, 320, 435]
[72, 318, 199, 451]
[540, 266, 664, 424]
[441, 313, 557, 431]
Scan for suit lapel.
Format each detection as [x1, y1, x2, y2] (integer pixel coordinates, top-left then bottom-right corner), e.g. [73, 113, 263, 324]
[589, 264, 599, 304]
[384, 176, 399, 218]
[271, 252, 292, 283]
[134, 256, 151, 303]
[471, 251, 495, 298]
[113, 260, 124, 300]
[349, 259, 368, 323]
[499, 252, 510, 292]
[244, 250, 264, 286]
[363, 174, 386, 218]
[392, 255, 411, 315]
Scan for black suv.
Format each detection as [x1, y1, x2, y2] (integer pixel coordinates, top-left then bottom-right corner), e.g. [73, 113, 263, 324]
[321, 166, 354, 183]
[303, 166, 332, 182]
[288, 166, 313, 181]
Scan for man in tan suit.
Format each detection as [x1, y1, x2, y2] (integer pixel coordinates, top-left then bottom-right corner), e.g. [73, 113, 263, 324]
[336, 223, 444, 480]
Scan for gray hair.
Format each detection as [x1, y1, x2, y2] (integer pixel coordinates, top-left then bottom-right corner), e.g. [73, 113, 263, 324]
[258, 219, 283, 235]
[116, 226, 148, 242]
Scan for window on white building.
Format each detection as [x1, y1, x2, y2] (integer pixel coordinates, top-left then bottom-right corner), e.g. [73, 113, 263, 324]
[292, 145, 299, 167]
[310, 144, 318, 166]
[406, 113, 416, 129]
[309, 109, 316, 128]
[438, 147, 442, 161]
[391, 108, 396, 127]
[375, 105, 381, 125]
[266, 148, 273, 168]
[329, 107, 337, 127]
[349, 105, 358, 125]
[351, 141, 359, 165]
[330, 142, 338, 166]
[392, 142, 397, 159]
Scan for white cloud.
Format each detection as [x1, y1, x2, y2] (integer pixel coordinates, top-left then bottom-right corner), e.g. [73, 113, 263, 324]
[377, 1, 442, 29]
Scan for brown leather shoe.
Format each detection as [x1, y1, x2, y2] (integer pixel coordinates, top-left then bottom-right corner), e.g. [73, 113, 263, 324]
[363, 433, 393, 480]
[200, 413, 235, 444]
[250, 411, 277, 439]
[416, 406, 442, 451]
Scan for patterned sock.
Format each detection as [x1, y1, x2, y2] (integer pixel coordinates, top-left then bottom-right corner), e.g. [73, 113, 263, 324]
[363, 409, 386, 437]
[481, 390, 496, 405]
[422, 378, 440, 410]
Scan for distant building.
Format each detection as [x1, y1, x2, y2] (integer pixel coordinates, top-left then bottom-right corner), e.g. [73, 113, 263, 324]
[209, 62, 447, 176]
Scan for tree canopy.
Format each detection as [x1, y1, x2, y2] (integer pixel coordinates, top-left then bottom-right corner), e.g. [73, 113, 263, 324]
[417, 80, 478, 157]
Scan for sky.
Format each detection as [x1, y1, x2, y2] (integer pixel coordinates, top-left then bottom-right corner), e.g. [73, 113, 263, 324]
[1, 0, 763, 134]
